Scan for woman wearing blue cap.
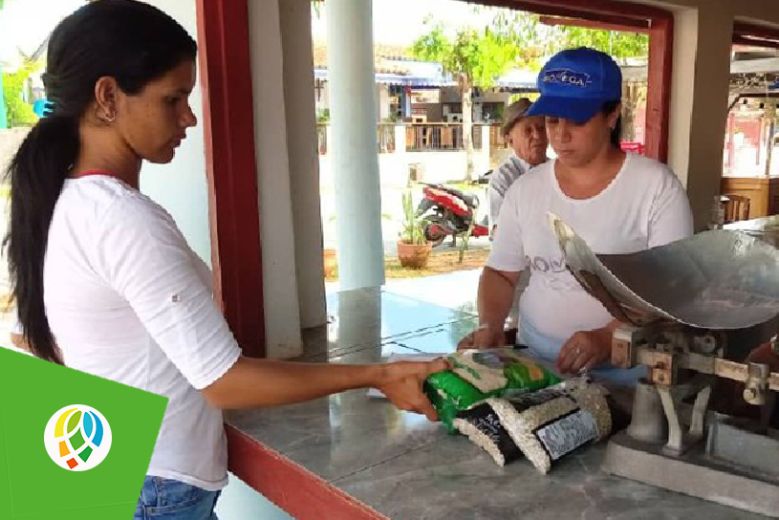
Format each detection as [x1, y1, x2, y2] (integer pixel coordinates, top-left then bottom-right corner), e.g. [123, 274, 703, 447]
[461, 47, 693, 386]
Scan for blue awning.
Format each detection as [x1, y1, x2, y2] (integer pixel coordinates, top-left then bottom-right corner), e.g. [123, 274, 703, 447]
[313, 68, 536, 90]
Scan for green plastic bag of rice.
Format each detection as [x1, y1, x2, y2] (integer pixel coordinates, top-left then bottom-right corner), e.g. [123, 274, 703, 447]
[424, 348, 560, 432]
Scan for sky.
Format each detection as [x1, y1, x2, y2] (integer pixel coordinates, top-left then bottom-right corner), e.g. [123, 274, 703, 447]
[0, 0, 84, 67]
[3, 0, 488, 68]
[2, 0, 515, 66]
[311, 0, 505, 46]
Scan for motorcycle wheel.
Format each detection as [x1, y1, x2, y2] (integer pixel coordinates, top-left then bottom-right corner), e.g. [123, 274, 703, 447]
[424, 223, 447, 247]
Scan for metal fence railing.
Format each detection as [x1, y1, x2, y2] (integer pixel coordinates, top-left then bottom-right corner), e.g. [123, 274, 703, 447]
[404, 123, 490, 152]
[315, 123, 503, 154]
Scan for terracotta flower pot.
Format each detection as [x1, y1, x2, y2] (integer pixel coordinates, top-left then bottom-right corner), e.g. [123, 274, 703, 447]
[397, 241, 432, 269]
[323, 248, 338, 277]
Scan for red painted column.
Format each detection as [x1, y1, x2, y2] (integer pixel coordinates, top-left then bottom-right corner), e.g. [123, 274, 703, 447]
[195, 0, 266, 357]
[646, 14, 673, 162]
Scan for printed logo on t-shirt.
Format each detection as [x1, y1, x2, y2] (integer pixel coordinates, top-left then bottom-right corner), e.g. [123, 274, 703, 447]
[525, 255, 567, 273]
[525, 254, 581, 291]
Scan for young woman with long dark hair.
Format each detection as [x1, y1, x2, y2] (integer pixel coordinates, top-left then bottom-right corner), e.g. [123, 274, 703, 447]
[6, 2, 446, 518]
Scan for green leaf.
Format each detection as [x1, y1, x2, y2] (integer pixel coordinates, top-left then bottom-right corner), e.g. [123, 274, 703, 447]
[399, 188, 427, 245]
[2, 58, 41, 127]
[409, 14, 541, 91]
[556, 26, 648, 64]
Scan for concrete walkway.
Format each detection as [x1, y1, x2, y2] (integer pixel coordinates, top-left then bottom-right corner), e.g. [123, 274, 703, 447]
[326, 267, 482, 315]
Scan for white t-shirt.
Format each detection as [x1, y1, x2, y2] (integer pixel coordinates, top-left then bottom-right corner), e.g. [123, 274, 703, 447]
[43, 176, 242, 491]
[487, 153, 694, 354]
[488, 154, 531, 229]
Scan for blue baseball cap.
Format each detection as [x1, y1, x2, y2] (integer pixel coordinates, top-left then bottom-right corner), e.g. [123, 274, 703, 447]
[525, 47, 622, 124]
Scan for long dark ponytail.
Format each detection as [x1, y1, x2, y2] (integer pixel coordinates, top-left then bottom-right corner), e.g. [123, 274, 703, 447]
[4, 0, 196, 363]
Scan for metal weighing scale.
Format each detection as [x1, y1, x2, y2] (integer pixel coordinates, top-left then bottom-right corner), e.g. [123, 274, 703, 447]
[551, 214, 779, 518]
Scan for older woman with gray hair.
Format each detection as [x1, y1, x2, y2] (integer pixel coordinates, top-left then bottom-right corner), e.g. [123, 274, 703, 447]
[488, 98, 548, 234]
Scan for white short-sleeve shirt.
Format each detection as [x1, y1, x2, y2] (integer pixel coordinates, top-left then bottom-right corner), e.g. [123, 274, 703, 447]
[488, 154, 531, 229]
[43, 176, 242, 490]
[487, 153, 694, 350]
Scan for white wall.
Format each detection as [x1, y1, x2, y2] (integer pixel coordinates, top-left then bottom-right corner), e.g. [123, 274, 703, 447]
[318, 149, 494, 249]
[377, 84, 391, 120]
[139, 0, 211, 265]
[280, 0, 328, 329]
[380, 150, 492, 184]
[0, 128, 30, 175]
[248, 0, 304, 358]
[667, 5, 734, 229]
[145, 0, 319, 357]
[319, 135, 495, 191]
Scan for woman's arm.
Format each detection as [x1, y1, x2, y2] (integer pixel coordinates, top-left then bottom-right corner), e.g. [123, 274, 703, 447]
[201, 356, 449, 420]
[477, 267, 521, 339]
[98, 199, 449, 419]
[460, 176, 527, 349]
[458, 266, 521, 349]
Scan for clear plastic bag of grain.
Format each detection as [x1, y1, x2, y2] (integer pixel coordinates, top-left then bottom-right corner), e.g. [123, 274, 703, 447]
[453, 378, 611, 473]
[425, 348, 561, 432]
[450, 348, 560, 393]
[453, 401, 524, 466]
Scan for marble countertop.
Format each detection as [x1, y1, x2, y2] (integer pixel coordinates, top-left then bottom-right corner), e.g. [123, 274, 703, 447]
[226, 288, 767, 519]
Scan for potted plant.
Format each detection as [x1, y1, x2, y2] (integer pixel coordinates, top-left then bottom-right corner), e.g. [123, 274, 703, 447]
[397, 189, 432, 269]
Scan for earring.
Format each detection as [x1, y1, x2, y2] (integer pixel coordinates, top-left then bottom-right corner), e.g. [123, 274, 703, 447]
[97, 106, 115, 124]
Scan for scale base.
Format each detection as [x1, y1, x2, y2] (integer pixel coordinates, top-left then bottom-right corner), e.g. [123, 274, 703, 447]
[603, 430, 779, 518]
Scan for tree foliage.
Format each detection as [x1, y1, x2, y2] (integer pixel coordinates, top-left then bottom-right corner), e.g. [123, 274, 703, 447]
[2, 60, 40, 127]
[411, 11, 649, 82]
[408, 10, 650, 176]
[410, 12, 544, 89]
[553, 26, 648, 64]
[409, 10, 546, 180]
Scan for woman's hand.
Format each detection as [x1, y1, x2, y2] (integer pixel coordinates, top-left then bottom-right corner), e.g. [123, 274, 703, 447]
[375, 358, 450, 421]
[556, 327, 612, 374]
[457, 324, 506, 351]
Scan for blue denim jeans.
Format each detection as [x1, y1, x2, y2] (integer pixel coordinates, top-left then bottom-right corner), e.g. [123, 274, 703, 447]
[134, 476, 221, 520]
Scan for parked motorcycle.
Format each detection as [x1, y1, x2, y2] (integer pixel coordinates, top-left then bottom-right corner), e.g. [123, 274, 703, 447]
[416, 182, 490, 247]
